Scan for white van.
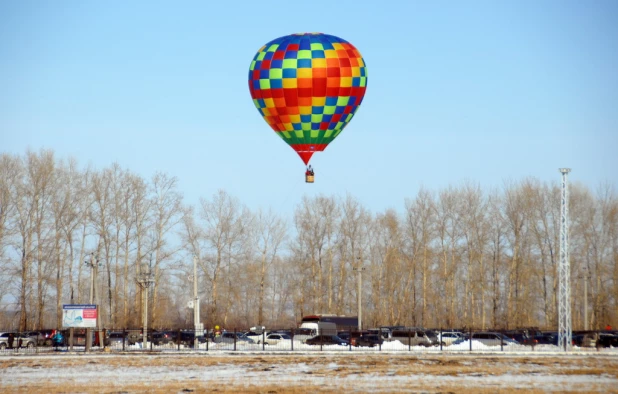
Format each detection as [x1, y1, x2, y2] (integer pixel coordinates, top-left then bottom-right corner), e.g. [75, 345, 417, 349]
[294, 322, 337, 343]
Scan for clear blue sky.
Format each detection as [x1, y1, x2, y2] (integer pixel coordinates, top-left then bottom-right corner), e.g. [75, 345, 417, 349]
[2, 0, 617, 216]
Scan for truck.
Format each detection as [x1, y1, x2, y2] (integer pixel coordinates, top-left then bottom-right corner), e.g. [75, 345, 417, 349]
[294, 321, 337, 343]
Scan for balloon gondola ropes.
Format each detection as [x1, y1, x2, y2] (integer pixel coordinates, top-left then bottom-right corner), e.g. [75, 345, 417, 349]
[248, 33, 368, 176]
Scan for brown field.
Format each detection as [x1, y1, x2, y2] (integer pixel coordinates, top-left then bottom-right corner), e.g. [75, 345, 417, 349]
[1, 352, 618, 393]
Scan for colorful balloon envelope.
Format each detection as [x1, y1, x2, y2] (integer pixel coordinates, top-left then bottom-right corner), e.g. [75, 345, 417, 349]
[248, 33, 368, 165]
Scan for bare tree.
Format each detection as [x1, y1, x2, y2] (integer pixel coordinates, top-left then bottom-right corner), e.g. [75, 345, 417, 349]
[252, 208, 287, 325]
[193, 190, 248, 327]
[403, 188, 436, 327]
[148, 172, 184, 326]
[0, 154, 20, 306]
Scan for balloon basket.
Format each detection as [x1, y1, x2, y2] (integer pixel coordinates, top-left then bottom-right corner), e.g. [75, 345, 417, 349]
[305, 174, 315, 183]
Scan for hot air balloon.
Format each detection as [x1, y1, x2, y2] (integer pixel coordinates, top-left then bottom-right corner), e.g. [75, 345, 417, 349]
[248, 33, 368, 183]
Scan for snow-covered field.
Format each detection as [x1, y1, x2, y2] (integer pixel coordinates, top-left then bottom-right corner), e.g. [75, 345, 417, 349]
[1, 343, 618, 393]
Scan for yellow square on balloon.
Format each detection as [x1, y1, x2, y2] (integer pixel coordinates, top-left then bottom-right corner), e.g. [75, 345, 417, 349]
[282, 79, 297, 88]
[312, 58, 327, 68]
[340, 77, 352, 87]
[297, 68, 312, 78]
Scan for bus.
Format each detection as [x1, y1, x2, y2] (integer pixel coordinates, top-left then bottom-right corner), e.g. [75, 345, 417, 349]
[300, 314, 359, 331]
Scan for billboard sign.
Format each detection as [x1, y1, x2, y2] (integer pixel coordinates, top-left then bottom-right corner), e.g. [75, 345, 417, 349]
[63, 304, 97, 328]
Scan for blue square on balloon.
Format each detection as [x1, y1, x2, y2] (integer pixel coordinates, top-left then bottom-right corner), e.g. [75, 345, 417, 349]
[360, 68, 366, 76]
[260, 70, 270, 79]
[270, 79, 283, 88]
[325, 97, 338, 106]
[284, 51, 298, 59]
[297, 59, 312, 68]
[311, 50, 325, 58]
[335, 106, 345, 114]
[271, 59, 283, 68]
[264, 52, 274, 60]
[312, 106, 324, 114]
[258, 99, 265, 107]
[311, 122, 320, 130]
[283, 68, 297, 78]
[293, 123, 302, 130]
[321, 41, 334, 50]
[301, 114, 311, 123]
[322, 114, 333, 122]
[253, 80, 261, 89]
[352, 77, 361, 86]
[300, 38, 311, 50]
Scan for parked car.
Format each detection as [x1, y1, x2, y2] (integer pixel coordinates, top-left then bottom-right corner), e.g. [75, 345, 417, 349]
[305, 334, 348, 346]
[453, 332, 519, 347]
[0, 332, 36, 349]
[36, 329, 57, 346]
[337, 331, 351, 343]
[245, 331, 267, 343]
[177, 331, 207, 346]
[263, 333, 291, 345]
[572, 333, 596, 347]
[596, 333, 618, 348]
[214, 332, 256, 344]
[534, 332, 559, 346]
[367, 328, 394, 341]
[107, 332, 128, 346]
[505, 331, 538, 346]
[390, 329, 433, 347]
[352, 334, 383, 347]
[437, 331, 464, 346]
[152, 331, 177, 345]
[23, 331, 42, 345]
[424, 329, 440, 345]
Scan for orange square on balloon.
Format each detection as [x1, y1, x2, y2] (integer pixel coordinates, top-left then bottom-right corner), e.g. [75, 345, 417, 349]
[298, 97, 313, 106]
[297, 78, 312, 88]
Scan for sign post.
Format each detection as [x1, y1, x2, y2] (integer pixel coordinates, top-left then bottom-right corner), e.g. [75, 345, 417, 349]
[63, 304, 98, 328]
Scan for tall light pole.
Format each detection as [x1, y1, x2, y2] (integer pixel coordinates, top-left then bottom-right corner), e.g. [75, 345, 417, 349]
[353, 256, 365, 331]
[137, 259, 154, 350]
[84, 253, 101, 352]
[582, 267, 590, 331]
[192, 256, 202, 349]
[558, 168, 572, 351]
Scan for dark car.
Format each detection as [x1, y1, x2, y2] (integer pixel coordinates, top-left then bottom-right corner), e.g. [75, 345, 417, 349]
[506, 332, 538, 346]
[107, 332, 128, 346]
[597, 334, 618, 348]
[152, 331, 175, 345]
[177, 331, 207, 346]
[353, 334, 383, 347]
[305, 335, 348, 346]
[337, 332, 351, 342]
[534, 332, 559, 346]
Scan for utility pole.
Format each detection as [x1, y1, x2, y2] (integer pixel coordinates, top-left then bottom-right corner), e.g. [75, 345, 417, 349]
[558, 168, 572, 351]
[353, 256, 365, 331]
[137, 259, 154, 350]
[84, 253, 100, 352]
[583, 267, 590, 331]
[193, 256, 202, 349]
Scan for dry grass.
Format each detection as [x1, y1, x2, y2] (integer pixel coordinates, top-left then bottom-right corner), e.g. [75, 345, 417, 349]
[1, 353, 617, 393]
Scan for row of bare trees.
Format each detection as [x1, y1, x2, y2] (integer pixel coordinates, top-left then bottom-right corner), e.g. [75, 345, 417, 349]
[1, 150, 616, 331]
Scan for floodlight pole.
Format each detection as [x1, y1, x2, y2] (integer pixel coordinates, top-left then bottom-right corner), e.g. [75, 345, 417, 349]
[558, 168, 572, 351]
[353, 256, 365, 331]
[84, 253, 100, 352]
[193, 256, 201, 349]
[137, 259, 155, 350]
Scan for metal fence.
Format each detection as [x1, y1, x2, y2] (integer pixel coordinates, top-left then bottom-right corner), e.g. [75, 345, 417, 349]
[1, 327, 616, 355]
